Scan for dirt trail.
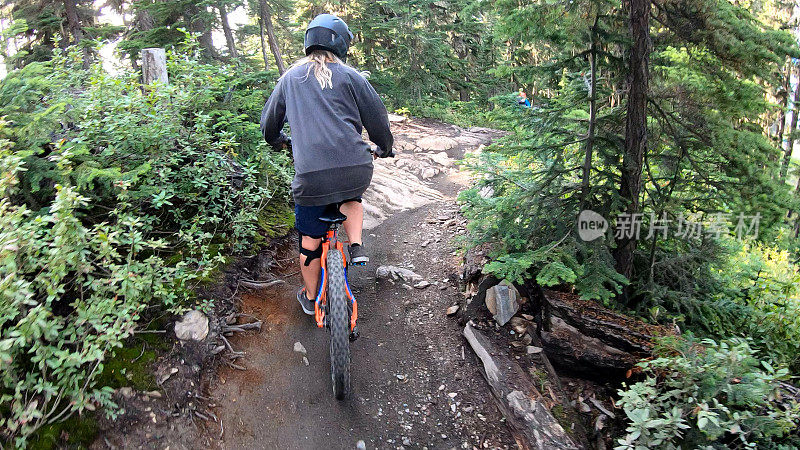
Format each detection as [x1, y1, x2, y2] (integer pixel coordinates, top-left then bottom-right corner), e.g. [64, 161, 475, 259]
[210, 118, 514, 449]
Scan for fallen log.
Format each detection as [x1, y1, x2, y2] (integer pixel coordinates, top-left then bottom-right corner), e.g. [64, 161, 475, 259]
[463, 322, 578, 450]
[541, 316, 638, 374]
[537, 288, 676, 377]
[542, 289, 669, 353]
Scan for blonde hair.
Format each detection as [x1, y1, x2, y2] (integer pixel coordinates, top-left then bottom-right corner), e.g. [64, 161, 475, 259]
[286, 50, 369, 89]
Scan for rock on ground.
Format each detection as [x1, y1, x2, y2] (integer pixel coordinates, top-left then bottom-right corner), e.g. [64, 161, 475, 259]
[416, 135, 459, 151]
[174, 310, 209, 341]
[375, 265, 424, 283]
[485, 283, 520, 326]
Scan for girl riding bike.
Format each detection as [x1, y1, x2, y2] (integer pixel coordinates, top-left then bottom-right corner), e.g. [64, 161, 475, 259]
[260, 13, 394, 315]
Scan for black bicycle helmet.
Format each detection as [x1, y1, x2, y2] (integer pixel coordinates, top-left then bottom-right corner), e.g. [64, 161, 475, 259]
[304, 13, 354, 62]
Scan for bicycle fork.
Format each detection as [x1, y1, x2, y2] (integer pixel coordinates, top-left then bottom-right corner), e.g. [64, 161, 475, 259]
[313, 226, 360, 341]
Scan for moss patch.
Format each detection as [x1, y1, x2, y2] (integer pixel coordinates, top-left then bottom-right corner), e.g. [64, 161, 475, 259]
[257, 201, 294, 240]
[96, 319, 170, 392]
[28, 413, 98, 450]
[21, 315, 172, 449]
[550, 403, 566, 422]
[95, 342, 158, 392]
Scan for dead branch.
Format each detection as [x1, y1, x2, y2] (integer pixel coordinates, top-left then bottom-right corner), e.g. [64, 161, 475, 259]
[238, 279, 285, 290]
[225, 361, 246, 370]
[219, 335, 245, 359]
[221, 321, 262, 333]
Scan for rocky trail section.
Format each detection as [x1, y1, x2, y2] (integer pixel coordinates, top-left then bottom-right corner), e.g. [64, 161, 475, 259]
[361, 116, 493, 230]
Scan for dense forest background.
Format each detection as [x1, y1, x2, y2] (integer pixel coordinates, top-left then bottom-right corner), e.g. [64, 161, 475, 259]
[1, 0, 800, 447]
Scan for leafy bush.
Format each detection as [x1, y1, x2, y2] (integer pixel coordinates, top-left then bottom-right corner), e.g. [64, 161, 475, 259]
[0, 42, 290, 445]
[642, 238, 800, 372]
[0, 165, 155, 444]
[712, 243, 800, 371]
[616, 337, 800, 449]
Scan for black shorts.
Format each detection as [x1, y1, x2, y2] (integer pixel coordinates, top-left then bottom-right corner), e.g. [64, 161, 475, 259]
[295, 198, 361, 239]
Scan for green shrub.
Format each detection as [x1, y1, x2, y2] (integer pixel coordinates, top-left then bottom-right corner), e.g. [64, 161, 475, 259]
[0, 42, 290, 446]
[646, 239, 800, 372]
[0, 177, 155, 444]
[714, 243, 800, 371]
[459, 100, 800, 370]
[616, 337, 800, 449]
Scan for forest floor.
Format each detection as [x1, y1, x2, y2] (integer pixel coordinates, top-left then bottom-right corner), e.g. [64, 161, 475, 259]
[207, 118, 517, 449]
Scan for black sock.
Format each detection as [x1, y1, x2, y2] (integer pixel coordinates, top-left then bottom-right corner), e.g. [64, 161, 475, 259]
[351, 243, 361, 247]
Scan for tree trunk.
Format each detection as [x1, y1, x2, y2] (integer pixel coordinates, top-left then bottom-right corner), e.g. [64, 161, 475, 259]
[580, 15, 599, 208]
[63, 0, 91, 69]
[135, 9, 155, 31]
[185, 3, 220, 60]
[131, 9, 155, 71]
[141, 48, 168, 85]
[613, 0, 651, 281]
[259, 0, 285, 75]
[794, 176, 800, 238]
[217, 3, 238, 58]
[773, 64, 789, 167]
[363, 34, 375, 71]
[781, 63, 800, 180]
[258, 17, 270, 70]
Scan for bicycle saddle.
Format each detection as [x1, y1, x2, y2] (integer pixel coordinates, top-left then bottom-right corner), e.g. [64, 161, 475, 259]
[319, 204, 347, 224]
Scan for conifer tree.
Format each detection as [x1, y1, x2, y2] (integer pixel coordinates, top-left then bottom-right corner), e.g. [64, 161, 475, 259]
[2, 0, 103, 67]
[117, 0, 221, 63]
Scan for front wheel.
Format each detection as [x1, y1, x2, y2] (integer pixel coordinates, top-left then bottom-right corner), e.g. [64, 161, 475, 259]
[326, 248, 350, 400]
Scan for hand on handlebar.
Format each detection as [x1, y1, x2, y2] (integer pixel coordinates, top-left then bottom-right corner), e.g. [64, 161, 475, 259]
[268, 134, 291, 152]
[369, 145, 395, 159]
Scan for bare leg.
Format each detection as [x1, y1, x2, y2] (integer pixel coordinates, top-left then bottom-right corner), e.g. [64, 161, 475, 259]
[299, 235, 322, 296]
[339, 201, 363, 245]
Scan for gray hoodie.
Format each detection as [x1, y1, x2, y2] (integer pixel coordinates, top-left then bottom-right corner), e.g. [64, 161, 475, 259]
[260, 62, 394, 206]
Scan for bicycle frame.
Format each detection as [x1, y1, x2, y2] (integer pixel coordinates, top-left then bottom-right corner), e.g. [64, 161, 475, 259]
[313, 225, 358, 332]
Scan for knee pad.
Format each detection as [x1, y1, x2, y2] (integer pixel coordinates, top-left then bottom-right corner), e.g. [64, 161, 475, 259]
[299, 239, 322, 266]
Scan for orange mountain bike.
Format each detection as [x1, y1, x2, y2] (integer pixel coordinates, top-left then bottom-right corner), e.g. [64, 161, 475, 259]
[312, 204, 361, 400]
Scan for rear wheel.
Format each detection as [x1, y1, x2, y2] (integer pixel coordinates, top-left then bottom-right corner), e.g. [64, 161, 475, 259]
[326, 248, 350, 400]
